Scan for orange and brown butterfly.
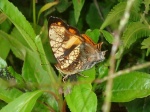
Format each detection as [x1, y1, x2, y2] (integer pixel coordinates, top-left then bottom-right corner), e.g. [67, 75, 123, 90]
[48, 16, 106, 81]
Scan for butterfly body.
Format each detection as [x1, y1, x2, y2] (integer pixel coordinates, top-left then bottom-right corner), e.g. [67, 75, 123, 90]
[48, 16, 106, 80]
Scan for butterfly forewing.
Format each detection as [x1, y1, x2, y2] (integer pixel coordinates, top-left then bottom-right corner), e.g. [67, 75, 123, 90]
[49, 25, 66, 59]
[48, 17, 83, 70]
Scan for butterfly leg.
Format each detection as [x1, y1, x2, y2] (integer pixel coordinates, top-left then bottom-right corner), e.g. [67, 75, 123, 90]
[63, 75, 69, 82]
[78, 73, 89, 78]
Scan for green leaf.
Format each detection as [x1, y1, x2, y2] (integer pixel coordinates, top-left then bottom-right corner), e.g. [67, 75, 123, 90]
[100, 2, 140, 30]
[97, 63, 109, 79]
[100, 30, 114, 44]
[86, 3, 102, 29]
[100, 2, 126, 29]
[65, 84, 97, 112]
[35, 35, 57, 84]
[81, 67, 96, 82]
[0, 18, 12, 33]
[0, 69, 23, 103]
[7, 66, 25, 89]
[56, 0, 71, 13]
[143, 0, 150, 14]
[0, 30, 29, 60]
[0, 87, 23, 103]
[142, 97, 150, 112]
[10, 27, 31, 49]
[0, 36, 10, 60]
[124, 98, 150, 112]
[72, 0, 85, 23]
[112, 71, 150, 102]
[130, 0, 142, 13]
[116, 22, 150, 59]
[68, 11, 83, 31]
[0, 12, 7, 24]
[37, 1, 58, 23]
[141, 37, 150, 56]
[0, 56, 7, 68]
[22, 50, 59, 111]
[85, 29, 100, 43]
[0, 0, 37, 51]
[122, 22, 150, 49]
[65, 67, 96, 112]
[22, 36, 59, 111]
[0, 90, 43, 112]
[22, 51, 51, 86]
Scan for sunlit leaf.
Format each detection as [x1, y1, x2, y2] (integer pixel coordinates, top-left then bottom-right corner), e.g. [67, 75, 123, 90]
[65, 84, 97, 112]
[112, 71, 150, 102]
[0, 90, 43, 112]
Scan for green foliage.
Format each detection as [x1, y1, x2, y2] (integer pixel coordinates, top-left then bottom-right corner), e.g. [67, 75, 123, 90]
[124, 98, 150, 112]
[116, 22, 150, 59]
[112, 71, 150, 102]
[141, 37, 150, 56]
[66, 84, 97, 112]
[143, 0, 150, 14]
[0, 0, 37, 51]
[56, 0, 71, 13]
[0, 0, 150, 112]
[72, 0, 85, 23]
[100, 2, 141, 30]
[122, 22, 150, 49]
[85, 29, 100, 43]
[0, 30, 28, 60]
[101, 2, 127, 30]
[0, 38, 9, 60]
[0, 12, 7, 24]
[37, 1, 58, 23]
[86, 3, 102, 29]
[100, 30, 114, 44]
[0, 90, 43, 112]
[0, 57, 7, 68]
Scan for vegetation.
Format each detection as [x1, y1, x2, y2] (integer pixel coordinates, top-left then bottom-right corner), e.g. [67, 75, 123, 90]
[0, 0, 150, 112]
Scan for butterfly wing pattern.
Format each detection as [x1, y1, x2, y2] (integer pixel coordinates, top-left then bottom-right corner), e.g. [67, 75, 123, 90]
[48, 16, 106, 81]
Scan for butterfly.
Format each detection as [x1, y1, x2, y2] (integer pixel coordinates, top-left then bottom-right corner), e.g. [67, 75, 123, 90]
[48, 16, 106, 81]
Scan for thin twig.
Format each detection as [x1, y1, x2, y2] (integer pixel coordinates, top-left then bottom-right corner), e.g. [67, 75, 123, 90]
[102, 0, 135, 112]
[93, 0, 111, 32]
[94, 62, 150, 83]
[93, 0, 104, 21]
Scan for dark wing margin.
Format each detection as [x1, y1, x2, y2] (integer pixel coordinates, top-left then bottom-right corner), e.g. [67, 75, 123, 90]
[48, 16, 80, 35]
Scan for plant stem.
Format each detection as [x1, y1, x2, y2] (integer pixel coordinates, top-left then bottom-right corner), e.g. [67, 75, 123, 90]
[33, 0, 36, 29]
[102, 0, 135, 112]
